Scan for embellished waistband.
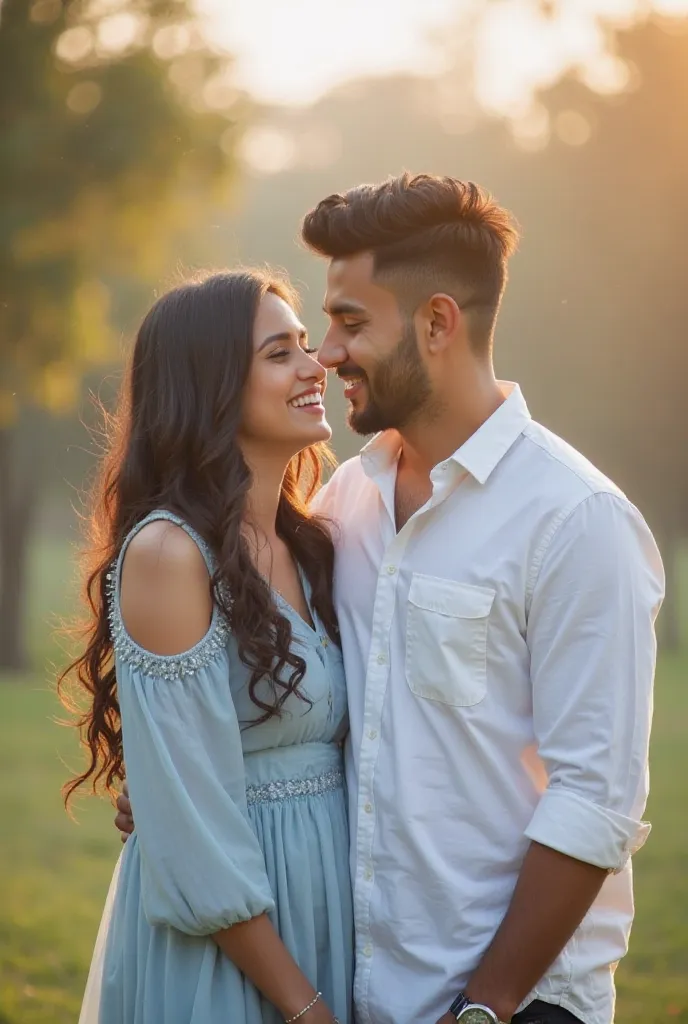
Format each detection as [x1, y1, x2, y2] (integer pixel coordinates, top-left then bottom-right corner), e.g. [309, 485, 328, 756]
[245, 768, 344, 806]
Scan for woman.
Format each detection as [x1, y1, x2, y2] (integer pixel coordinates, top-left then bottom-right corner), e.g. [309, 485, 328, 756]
[60, 270, 353, 1024]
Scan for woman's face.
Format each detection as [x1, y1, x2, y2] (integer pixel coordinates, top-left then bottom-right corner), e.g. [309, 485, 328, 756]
[238, 291, 331, 456]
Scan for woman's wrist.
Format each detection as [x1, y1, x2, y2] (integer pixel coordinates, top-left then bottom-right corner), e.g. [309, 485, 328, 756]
[284, 993, 338, 1024]
[285, 992, 323, 1023]
[304, 1001, 339, 1024]
[278, 983, 327, 1022]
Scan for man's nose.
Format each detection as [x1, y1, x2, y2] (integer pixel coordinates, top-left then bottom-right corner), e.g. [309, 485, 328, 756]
[317, 332, 347, 370]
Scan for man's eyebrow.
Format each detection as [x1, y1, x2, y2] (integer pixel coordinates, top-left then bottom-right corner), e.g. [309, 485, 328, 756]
[322, 300, 368, 317]
[257, 327, 307, 352]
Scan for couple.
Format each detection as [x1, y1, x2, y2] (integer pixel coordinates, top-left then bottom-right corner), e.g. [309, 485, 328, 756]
[65, 173, 664, 1024]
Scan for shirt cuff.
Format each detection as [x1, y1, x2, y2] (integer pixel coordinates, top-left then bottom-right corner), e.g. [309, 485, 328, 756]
[524, 787, 651, 872]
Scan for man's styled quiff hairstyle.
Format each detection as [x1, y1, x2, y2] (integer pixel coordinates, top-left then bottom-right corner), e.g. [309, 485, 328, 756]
[301, 172, 519, 349]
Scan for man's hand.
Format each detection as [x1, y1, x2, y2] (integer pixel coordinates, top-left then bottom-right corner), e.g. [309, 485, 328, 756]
[114, 780, 134, 842]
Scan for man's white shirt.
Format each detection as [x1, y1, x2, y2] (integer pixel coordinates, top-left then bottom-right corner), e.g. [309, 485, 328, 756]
[313, 383, 664, 1024]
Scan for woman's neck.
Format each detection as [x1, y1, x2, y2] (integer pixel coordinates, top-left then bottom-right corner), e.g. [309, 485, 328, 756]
[241, 447, 290, 545]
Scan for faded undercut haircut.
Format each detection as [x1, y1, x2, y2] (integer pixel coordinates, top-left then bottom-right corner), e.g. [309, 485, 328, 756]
[301, 172, 519, 350]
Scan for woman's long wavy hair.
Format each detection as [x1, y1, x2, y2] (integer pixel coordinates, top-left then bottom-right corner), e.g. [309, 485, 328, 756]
[58, 269, 339, 805]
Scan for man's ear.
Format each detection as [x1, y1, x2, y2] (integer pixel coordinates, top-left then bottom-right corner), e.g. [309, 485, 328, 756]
[419, 293, 462, 354]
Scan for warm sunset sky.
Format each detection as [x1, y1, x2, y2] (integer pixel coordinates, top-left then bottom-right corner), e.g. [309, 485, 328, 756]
[197, 0, 688, 115]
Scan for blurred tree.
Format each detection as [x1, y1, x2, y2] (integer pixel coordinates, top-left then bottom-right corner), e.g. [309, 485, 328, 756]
[0, 0, 243, 669]
[487, 20, 688, 648]
[431, 4, 688, 645]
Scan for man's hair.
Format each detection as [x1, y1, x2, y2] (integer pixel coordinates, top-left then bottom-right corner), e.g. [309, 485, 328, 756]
[302, 172, 519, 349]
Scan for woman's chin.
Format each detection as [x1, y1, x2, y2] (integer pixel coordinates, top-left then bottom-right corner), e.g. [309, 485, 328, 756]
[305, 420, 332, 445]
[268, 420, 332, 455]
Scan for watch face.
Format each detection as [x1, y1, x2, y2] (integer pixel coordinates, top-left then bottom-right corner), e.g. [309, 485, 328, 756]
[458, 1009, 495, 1024]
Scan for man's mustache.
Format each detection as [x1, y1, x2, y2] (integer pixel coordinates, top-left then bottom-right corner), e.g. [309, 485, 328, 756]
[335, 365, 366, 380]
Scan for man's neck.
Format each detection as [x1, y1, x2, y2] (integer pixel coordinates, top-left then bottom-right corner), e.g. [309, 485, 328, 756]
[399, 378, 505, 480]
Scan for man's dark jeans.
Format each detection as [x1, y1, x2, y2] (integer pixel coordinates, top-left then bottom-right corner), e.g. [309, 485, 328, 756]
[511, 1000, 582, 1024]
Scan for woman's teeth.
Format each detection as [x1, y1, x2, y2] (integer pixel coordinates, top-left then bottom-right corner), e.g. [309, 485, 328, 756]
[289, 393, 323, 408]
[343, 377, 364, 393]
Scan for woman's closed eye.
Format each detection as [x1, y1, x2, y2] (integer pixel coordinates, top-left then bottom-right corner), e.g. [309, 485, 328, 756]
[269, 346, 318, 360]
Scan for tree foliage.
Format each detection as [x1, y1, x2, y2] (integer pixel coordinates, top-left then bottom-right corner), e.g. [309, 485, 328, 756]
[0, 0, 243, 668]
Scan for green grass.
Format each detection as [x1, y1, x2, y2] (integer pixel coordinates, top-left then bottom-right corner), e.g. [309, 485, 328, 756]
[0, 681, 113, 1024]
[0, 539, 686, 1022]
[614, 650, 688, 1022]
[0, 538, 114, 1024]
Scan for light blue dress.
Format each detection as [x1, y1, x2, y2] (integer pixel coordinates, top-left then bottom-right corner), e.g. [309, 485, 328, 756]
[82, 511, 353, 1024]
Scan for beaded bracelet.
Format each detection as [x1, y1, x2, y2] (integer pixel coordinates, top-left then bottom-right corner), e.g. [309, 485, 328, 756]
[285, 993, 322, 1023]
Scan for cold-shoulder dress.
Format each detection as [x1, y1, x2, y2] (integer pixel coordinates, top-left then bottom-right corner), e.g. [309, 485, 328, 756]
[78, 511, 353, 1024]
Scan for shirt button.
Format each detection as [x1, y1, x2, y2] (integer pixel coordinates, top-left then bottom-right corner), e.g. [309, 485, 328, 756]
[364, 802, 373, 814]
[368, 729, 377, 740]
[364, 945, 373, 957]
[321, 637, 329, 647]
[364, 867, 373, 881]
[376, 652, 387, 665]
[386, 565, 396, 575]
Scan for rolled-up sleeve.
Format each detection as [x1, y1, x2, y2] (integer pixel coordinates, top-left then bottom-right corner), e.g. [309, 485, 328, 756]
[118, 648, 275, 935]
[524, 491, 665, 872]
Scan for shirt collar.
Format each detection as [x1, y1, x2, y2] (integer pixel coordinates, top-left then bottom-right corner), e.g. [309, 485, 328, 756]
[450, 382, 531, 484]
[360, 382, 531, 486]
[360, 428, 402, 479]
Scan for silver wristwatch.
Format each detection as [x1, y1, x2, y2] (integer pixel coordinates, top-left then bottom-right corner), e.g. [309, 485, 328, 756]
[454, 1003, 502, 1024]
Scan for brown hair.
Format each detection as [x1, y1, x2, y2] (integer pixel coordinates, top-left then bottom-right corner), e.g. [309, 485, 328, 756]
[58, 269, 338, 804]
[302, 172, 519, 347]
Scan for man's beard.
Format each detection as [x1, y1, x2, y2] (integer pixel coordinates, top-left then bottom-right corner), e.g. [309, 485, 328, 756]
[348, 321, 433, 436]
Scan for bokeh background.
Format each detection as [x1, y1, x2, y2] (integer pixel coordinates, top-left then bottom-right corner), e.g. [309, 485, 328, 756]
[1, 0, 687, 1020]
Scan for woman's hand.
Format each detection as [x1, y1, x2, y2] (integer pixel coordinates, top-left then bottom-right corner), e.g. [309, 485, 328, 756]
[114, 780, 135, 842]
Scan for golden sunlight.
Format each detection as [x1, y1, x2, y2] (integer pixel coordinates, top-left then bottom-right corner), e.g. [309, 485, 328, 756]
[196, 0, 688, 116]
[195, 0, 457, 105]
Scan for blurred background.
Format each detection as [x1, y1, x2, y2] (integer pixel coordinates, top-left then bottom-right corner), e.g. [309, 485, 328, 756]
[1, 0, 687, 1020]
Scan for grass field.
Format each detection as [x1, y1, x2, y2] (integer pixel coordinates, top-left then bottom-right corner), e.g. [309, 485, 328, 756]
[0, 539, 686, 1023]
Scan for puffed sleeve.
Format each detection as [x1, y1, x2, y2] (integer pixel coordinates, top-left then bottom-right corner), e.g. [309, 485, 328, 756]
[115, 625, 276, 936]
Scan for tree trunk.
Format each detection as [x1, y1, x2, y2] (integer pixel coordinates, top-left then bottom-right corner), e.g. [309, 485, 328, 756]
[0, 426, 36, 671]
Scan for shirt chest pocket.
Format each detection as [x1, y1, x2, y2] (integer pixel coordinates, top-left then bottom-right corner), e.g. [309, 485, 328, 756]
[405, 574, 495, 707]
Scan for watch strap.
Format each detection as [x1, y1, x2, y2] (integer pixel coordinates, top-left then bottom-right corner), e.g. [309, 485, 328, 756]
[449, 994, 502, 1024]
[449, 993, 471, 1019]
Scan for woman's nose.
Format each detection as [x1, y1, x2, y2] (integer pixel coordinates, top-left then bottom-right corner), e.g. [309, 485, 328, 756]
[298, 351, 326, 381]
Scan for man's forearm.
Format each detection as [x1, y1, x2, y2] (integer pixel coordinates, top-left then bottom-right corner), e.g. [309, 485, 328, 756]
[465, 841, 607, 1021]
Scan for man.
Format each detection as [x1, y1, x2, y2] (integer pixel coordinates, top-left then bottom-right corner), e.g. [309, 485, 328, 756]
[117, 174, 664, 1024]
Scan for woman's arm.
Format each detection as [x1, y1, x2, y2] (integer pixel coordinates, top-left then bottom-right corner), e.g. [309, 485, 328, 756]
[119, 521, 337, 1024]
[214, 916, 332, 1023]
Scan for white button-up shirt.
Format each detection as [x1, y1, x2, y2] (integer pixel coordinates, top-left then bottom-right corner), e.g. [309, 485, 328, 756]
[314, 383, 664, 1024]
